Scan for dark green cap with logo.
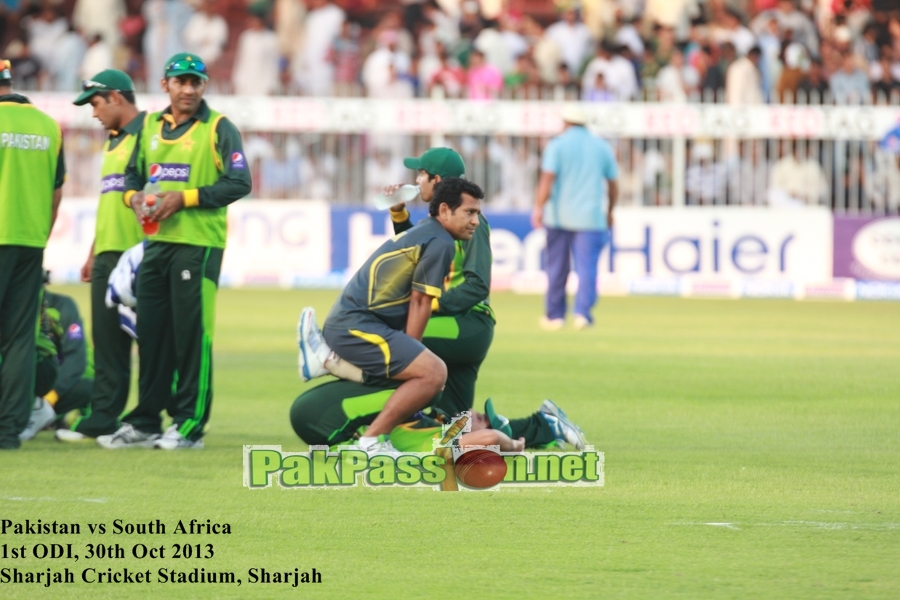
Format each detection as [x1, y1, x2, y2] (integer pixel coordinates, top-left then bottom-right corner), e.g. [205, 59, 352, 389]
[73, 69, 135, 105]
[403, 147, 465, 178]
[164, 52, 209, 80]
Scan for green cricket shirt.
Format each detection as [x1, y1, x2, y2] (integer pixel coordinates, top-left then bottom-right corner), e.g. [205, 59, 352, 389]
[95, 111, 145, 254]
[124, 100, 251, 248]
[393, 211, 495, 320]
[0, 93, 66, 248]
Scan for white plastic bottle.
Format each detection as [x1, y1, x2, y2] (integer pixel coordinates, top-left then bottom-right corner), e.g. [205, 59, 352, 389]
[373, 184, 420, 210]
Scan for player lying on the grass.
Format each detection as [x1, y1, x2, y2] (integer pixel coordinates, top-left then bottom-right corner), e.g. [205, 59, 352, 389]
[289, 379, 588, 452]
[300, 148, 495, 417]
[299, 178, 484, 453]
[19, 279, 94, 441]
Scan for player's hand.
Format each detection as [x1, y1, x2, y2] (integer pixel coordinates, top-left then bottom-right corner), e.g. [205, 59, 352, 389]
[129, 191, 146, 223]
[80, 254, 94, 282]
[607, 211, 614, 228]
[500, 436, 525, 452]
[531, 206, 543, 230]
[152, 191, 185, 221]
[382, 183, 407, 212]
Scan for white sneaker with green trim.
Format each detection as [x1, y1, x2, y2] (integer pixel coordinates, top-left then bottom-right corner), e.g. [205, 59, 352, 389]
[153, 425, 204, 450]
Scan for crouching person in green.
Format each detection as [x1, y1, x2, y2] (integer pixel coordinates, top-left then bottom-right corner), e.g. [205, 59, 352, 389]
[289, 379, 588, 452]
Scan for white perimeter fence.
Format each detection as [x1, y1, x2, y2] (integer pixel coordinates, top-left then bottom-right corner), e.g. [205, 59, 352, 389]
[32, 94, 900, 214]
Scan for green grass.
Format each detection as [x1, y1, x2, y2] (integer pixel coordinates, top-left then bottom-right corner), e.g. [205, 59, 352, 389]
[3, 288, 899, 599]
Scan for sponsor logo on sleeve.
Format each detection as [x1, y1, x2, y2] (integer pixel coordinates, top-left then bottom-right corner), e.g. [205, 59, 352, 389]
[67, 323, 84, 340]
[231, 151, 246, 169]
[100, 173, 126, 194]
[148, 163, 191, 182]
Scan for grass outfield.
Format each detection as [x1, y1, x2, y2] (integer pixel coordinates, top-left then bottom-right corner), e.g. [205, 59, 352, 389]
[3, 288, 899, 599]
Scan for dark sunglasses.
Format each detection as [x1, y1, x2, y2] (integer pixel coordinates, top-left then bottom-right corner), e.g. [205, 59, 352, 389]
[166, 60, 208, 74]
[82, 80, 110, 91]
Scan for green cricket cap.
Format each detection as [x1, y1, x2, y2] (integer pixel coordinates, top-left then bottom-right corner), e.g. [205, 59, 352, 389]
[403, 147, 465, 178]
[73, 69, 135, 105]
[1, 59, 12, 81]
[484, 398, 512, 437]
[164, 52, 209, 80]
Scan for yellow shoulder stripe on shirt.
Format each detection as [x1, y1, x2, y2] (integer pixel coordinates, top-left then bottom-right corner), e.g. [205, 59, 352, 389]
[210, 114, 225, 173]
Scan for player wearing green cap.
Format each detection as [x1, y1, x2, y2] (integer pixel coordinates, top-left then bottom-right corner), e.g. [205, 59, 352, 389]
[0, 58, 66, 450]
[97, 53, 251, 450]
[299, 147, 495, 417]
[57, 70, 145, 443]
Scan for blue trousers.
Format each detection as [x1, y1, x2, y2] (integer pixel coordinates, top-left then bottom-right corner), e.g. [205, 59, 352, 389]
[544, 228, 610, 323]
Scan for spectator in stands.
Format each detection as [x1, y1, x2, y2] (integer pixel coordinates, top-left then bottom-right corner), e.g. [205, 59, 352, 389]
[797, 57, 829, 100]
[5, 39, 42, 89]
[729, 140, 771, 205]
[751, 0, 820, 58]
[294, 0, 345, 96]
[23, 5, 65, 77]
[329, 20, 361, 94]
[465, 48, 502, 100]
[362, 30, 409, 97]
[641, 24, 676, 82]
[545, 8, 593, 81]
[233, 13, 279, 96]
[656, 48, 700, 101]
[428, 47, 465, 97]
[521, 15, 561, 85]
[504, 53, 540, 96]
[73, 0, 125, 52]
[642, 0, 699, 42]
[756, 16, 783, 98]
[871, 52, 900, 101]
[474, 19, 513, 75]
[686, 141, 728, 205]
[698, 44, 727, 97]
[260, 142, 302, 200]
[50, 24, 86, 92]
[583, 42, 638, 101]
[712, 8, 757, 57]
[274, 0, 305, 69]
[183, 0, 229, 68]
[583, 72, 615, 102]
[776, 42, 810, 102]
[769, 140, 828, 205]
[80, 34, 113, 83]
[830, 52, 871, 103]
[726, 45, 763, 105]
[421, 1, 459, 50]
[613, 12, 645, 57]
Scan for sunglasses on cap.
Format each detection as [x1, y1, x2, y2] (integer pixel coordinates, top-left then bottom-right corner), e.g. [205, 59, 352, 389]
[82, 80, 111, 91]
[166, 60, 208, 74]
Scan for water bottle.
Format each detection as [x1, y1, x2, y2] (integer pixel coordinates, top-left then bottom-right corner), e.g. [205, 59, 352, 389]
[142, 176, 161, 235]
[373, 184, 420, 210]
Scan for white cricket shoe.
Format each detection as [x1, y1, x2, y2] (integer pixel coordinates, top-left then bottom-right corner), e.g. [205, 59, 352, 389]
[297, 307, 331, 382]
[55, 429, 93, 443]
[540, 317, 565, 331]
[540, 399, 588, 451]
[96, 423, 160, 449]
[153, 425, 204, 450]
[573, 314, 593, 330]
[19, 397, 56, 441]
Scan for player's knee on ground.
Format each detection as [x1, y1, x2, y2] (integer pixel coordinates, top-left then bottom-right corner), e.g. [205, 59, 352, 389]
[418, 351, 447, 395]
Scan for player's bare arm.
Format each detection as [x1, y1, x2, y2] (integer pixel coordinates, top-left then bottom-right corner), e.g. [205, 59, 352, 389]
[406, 289, 434, 341]
[459, 429, 525, 452]
[81, 241, 95, 282]
[607, 179, 618, 228]
[51, 188, 63, 230]
[532, 171, 555, 229]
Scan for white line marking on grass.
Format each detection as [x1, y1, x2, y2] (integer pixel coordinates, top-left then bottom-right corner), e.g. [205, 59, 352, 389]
[1, 496, 107, 504]
[705, 522, 740, 530]
[672, 521, 899, 532]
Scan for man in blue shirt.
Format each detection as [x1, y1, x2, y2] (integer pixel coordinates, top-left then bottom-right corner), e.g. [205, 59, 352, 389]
[532, 106, 618, 330]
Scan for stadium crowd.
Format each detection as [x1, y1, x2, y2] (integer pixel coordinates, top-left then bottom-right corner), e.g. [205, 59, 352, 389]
[1, 0, 899, 103]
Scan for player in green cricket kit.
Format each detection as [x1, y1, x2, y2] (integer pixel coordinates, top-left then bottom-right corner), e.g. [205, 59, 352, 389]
[289, 379, 586, 453]
[97, 53, 251, 449]
[0, 58, 66, 450]
[56, 70, 145, 442]
[299, 148, 495, 417]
